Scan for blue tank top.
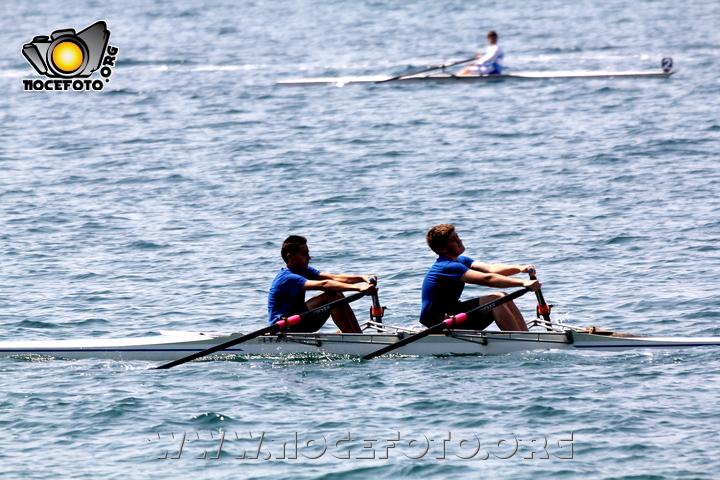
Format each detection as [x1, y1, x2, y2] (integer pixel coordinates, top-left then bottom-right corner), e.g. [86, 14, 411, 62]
[419, 255, 474, 325]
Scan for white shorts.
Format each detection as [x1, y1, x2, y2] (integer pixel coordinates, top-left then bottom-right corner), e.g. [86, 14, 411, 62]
[469, 63, 502, 75]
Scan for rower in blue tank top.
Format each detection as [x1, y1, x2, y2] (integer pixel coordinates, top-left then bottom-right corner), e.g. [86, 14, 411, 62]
[268, 235, 377, 333]
[419, 224, 540, 330]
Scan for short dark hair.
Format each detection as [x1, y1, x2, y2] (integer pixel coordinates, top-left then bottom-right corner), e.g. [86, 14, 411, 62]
[426, 224, 455, 255]
[487, 30, 498, 39]
[281, 235, 307, 263]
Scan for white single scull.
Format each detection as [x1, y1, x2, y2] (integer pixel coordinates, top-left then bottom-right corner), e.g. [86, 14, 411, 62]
[1, 320, 718, 362]
[278, 58, 675, 86]
[277, 70, 674, 87]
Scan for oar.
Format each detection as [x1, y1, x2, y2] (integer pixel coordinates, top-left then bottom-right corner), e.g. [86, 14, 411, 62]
[527, 267, 551, 324]
[362, 287, 529, 360]
[375, 55, 478, 83]
[154, 291, 369, 370]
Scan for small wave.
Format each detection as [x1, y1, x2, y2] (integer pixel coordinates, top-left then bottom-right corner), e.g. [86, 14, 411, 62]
[74, 318, 111, 327]
[17, 320, 60, 329]
[521, 404, 566, 416]
[606, 235, 643, 244]
[129, 240, 169, 249]
[190, 412, 235, 425]
[116, 59, 189, 67]
[104, 88, 143, 96]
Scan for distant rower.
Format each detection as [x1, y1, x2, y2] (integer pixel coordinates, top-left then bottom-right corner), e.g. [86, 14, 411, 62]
[458, 30, 504, 76]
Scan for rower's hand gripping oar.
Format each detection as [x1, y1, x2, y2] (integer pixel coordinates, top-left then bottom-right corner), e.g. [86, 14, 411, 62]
[527, 267, 552, 326]
[154, 290, 369, 370]
[375, 55, 479, 84]
[362, 287, 530, 360]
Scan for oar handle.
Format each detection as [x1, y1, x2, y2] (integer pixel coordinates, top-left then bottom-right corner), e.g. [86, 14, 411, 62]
[363, 287, 529, 360]
[527, 267, 551, 321]
[369, 277, 384, 323]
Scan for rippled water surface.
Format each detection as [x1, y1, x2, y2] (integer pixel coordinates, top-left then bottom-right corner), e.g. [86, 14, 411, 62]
[1, 0, 719, 478]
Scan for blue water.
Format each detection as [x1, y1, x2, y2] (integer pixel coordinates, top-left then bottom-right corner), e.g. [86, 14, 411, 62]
[1, 0, 720, 478]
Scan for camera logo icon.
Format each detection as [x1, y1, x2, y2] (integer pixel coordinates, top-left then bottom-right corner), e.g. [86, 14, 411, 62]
[22, 21, 119, 91]
[23, 21, 109, 78]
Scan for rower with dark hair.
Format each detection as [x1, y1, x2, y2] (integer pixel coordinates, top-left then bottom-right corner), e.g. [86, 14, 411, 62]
[420, 224, 540, 330]
[267, 235, 376, 333]
[458, 30, 504, 76]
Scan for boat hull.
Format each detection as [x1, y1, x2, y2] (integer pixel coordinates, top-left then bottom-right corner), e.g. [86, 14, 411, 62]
[1, 329, 718, 362]
[276, 71, 674, 86]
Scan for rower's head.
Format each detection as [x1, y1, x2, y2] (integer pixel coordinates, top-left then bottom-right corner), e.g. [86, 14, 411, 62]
[487, 30, 498, 45]
[426, 224, 465, 257]
[281, 235, 311, 268]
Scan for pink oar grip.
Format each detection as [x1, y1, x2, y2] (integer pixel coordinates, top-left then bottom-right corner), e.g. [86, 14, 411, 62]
[443, 312, 467, 328]
[276, 315, 301, 330]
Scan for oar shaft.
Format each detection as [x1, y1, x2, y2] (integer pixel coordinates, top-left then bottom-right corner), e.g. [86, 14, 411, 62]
[376, 55, 477, 83]
[363, 287, 529, 360]
[154, 324, 279, 370]
[362, 322, 442, 360]
[155, 291, 368, 370]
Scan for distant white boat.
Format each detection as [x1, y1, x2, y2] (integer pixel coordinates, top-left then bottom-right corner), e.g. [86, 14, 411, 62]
[277, 70, 674, 86]
[278, 57, 675, 86]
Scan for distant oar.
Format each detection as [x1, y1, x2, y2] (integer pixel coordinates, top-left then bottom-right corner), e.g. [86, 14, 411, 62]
[154, 291, 368, 370]
[375, 55, 478, 83]
[362, 287, 529, 360]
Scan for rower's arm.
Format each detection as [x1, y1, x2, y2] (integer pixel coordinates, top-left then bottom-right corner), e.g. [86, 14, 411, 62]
[471, 262, 534, 277]
[460, 269, 540, 291]
[302, 278, 376, 294]
[316, 273, 376, 284]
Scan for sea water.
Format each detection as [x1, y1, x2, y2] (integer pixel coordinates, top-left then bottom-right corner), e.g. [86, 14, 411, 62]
[1, 0, 719, 478]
